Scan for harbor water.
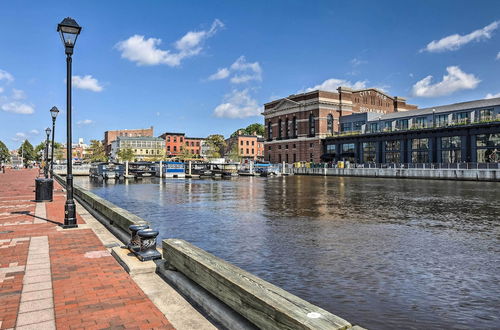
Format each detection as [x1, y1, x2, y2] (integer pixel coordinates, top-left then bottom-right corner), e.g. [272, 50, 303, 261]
[74, 175, 500, 330]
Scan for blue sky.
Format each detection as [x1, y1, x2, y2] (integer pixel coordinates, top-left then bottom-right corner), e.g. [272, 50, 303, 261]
[0, 0, 499, 149]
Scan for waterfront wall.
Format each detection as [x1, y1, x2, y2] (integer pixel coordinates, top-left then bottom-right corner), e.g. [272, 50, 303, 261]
[293, 167, 500, 181]
[54, 174, 364, 329]
[163, 239, 357, 330]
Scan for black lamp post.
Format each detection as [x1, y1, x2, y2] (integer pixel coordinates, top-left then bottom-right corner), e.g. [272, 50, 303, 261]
[58, 17, 81, 229]
[44, 128, 51, 178]
[49, 106, 59, 178]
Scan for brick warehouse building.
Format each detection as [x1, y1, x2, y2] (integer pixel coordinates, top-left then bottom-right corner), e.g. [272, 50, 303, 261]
[225, 133, 265, 162]
[158, 132, 205, 157]
[103, 126, 154, 156]
[262, 87, 417, 163]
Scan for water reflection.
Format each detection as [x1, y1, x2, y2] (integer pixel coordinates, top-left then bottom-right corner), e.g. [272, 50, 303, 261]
[75, 176, 500, 329]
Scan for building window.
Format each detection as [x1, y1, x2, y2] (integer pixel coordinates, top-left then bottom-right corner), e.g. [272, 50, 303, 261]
[363, 142, 376, 163]
[327, 114, 334, 135]
[478, 108, 494, 122]
[341, 143, 356, 162]
[240, 148, 243, 154]
[476, 134, 500, 162]
[396, 119, 409, 130]
[385, 140, 400, 163]
[369, 122, 379, 133]
[246, 141, 249, 146]
[252, 148, 254, 154]
[293, 154, 297, 162]
[310, 153, 313, 162]
[240, 140, 243, 145]
[326, 144, 336, 154]
[293, 144, 296, 149]
[309, 113, 315, 136]
[413, 117, 427, 129]
[174, 146, 177, 152]
[246, 148, 249, 154]
[167, 137, 171, 142]
[411, 138, 429, 163]
[268, 146, 272, 150]
[252, 141, 255, 146]
[441, 136, 462, 163]
[285, 118, 289, 138]
[278, 145, 281, 149]
[278, 154, 282, 163]
[384, 121, 392, 132]
[341, 122, 352, 132]
[267, 121, 273, 140]
[453, 112, 469, 125]
[278, 119, 283, 139]
[293, 116, 297, 137]
[285, 145, 288, 150]
[309, 143, 313, 148]
[353, 121, 364, 132]
[285, 154, 289, 163]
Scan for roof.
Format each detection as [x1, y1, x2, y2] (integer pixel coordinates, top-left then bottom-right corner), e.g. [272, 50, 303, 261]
[116, 136, 164, 141]
[159, 132, 185, 136]
[377, 97, 500, 121]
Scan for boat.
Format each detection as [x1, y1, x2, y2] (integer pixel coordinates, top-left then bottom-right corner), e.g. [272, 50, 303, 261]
[89, 162, 125, 180]
[156, 161, 185, 178]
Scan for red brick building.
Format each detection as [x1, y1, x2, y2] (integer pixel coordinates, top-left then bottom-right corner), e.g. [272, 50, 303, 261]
[225, 133, 265, 162]
[158, 132, 205, 158]
[263, 87, 417, 163]
[103, 127, 154, 156]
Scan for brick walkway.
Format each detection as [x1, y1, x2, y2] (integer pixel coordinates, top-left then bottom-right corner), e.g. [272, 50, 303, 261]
[0, 169, 174, 329]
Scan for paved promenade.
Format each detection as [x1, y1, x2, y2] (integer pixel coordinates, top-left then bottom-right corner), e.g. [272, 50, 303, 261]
[0, 169, 174, 329]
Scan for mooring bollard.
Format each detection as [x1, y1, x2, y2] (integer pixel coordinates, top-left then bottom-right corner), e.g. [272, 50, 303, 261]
[135, 228, 161, 261]
[127, 223, 149, 251]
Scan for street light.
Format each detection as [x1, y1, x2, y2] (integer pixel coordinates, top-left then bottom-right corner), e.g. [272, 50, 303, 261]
[58, 17, 81, 229]
[44, 127, 51, 178]
[49, 106, 59, 178]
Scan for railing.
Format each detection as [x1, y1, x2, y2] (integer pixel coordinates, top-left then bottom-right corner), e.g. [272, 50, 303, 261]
[53, 164, 91, 174]
[295, 162, 500, 170]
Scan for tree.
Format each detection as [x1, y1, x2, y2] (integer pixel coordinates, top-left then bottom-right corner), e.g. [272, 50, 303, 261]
[89, 140, 107, 162]
[0, 140, 10, 164]
[205, 134, 226, 159]
[230, 123, 265, 138]
[117, 148, 135, 162]
[244, 123, 265, 136]
[226, 142, 241, 162]
[52, 142, 65, 162]
[19, 140, 35, 166]
[34, 142, 47, 162]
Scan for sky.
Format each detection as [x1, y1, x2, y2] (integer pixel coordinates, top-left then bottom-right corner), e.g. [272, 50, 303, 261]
[0, 0, 499, 149]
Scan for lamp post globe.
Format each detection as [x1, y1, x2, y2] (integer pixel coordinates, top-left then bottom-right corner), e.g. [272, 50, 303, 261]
[58, 17, 81, 229]
[49, 106, 59, 178]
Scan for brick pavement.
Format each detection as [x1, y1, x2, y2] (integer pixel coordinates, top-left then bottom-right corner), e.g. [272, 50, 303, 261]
[0, 168, 174, 329]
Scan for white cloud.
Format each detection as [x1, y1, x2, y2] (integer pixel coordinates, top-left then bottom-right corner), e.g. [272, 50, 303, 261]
[208, 68, 230, 80]
[30, 129, 40, 135]
[12, 88, 26, 100]
[350, 58, 367, 67]
[0, 69, 14, 83]
[422, 21, 499, 53]
[116, 19, 224, 67]
[213, 89, 261, 119]
[0, 87, 3, 93]
[207, 56, 262, 83]
[302, 78, 367, 93]
[72, 75, 103, 92]
[77, 119, 93, 125]
[485, 92, 500, 99]
[1, 102, 35, 114]
[12, 132, 27, 141]
[411, 66, 480, 98]
[496, 52, 500, 60]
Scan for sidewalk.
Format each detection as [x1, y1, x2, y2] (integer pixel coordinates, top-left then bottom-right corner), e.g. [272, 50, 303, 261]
[0, 169, 174, 329]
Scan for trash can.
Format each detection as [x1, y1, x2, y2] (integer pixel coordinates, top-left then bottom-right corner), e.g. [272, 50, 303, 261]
[35, 178, 53, 202]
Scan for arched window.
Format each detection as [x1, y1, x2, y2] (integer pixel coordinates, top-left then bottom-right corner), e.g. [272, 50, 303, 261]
[293, 116, 297, 137]
[327, 114, 334, 135]
[285, 118, 289, 138]
[309, 113, 315, 136]
[278, 119, 282, 138]
[267, 121, 273, 140]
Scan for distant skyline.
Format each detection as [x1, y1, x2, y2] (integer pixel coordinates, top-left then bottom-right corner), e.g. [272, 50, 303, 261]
[1, 0, 499, 149]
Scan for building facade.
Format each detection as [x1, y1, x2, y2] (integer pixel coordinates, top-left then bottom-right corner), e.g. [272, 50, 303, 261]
[225, 133, 265, 162]
[103, 127, 154, 156]
[184, 137, 205, 157]
[158, 132, 185, 157]
[110, 136, 165, 162]
[323, 98, 500, 164]
[262, 88, 417, 163]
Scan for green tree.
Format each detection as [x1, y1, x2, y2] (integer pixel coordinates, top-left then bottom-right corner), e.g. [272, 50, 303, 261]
[19, 140, 35, 165]
[205, 134, 226, 159]
[117, 148, 135, 162]
[244, 123, 265, 136]
[226, 142, 241, 162]
[0, 140, 10, 164]
[34, 142, 47, 162]
[230, 128, 246, 138]
[89, 140, 108, 162]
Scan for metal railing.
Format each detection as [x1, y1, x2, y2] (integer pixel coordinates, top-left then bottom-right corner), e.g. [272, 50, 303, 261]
[294, 162, 500, 170]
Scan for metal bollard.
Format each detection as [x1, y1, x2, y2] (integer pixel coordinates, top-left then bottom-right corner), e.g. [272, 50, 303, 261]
[134, 229, 161, 261]
[127, 223, 149, 251]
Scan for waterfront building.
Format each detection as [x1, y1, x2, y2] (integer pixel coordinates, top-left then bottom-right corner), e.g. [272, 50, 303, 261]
[263, 88, 417, 163]
[158, 132, 205, 158]
[110, 136, 165, 162]
[103, 127, 154, 156]
[225, 132, 265, 162]
[323, 97, 500, 164]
